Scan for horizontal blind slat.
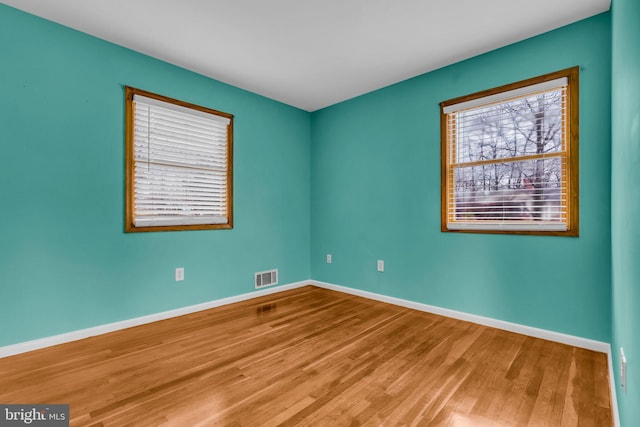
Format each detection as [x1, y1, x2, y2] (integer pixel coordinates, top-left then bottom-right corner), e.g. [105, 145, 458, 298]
[443, 78, 567, 113]
[134, 94, 230, 125]
[134, 216, 228, 227]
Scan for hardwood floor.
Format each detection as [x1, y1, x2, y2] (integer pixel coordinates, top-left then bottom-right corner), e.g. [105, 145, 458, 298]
[0, 286, 612, 426]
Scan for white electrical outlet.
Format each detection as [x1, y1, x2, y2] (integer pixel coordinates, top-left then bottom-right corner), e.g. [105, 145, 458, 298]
[175, 267, 184, 282]
[327, 254, 332, 264]
[377, 260, 384, 272]
[620, 347, 627, 393]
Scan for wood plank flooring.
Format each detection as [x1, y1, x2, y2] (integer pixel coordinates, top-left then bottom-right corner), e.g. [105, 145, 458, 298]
[0, 286, 613, 426]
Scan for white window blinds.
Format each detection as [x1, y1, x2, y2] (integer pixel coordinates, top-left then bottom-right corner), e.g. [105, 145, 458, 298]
[442, 75, 573, 232]
[132, 94, 231, 228]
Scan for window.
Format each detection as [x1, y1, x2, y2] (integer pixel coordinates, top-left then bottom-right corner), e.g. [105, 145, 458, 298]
[125, 87, 233, 232]
[440, 67, 579, 236]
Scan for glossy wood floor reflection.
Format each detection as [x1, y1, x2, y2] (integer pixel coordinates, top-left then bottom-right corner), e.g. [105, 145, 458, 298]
[0, 286, 612, 426]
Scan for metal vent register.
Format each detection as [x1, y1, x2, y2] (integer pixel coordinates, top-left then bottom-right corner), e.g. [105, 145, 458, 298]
[255, 269, 278, 289]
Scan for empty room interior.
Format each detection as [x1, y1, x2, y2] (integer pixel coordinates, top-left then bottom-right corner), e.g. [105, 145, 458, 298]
[0, 0, 638, 426]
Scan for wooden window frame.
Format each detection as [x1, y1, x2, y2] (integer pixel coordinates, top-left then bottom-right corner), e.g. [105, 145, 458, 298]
[439, 67, 579, 236]
[125, 87, 234, 232]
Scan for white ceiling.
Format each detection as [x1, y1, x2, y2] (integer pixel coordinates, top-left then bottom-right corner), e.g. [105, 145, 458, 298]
[4, 0, 610, 111]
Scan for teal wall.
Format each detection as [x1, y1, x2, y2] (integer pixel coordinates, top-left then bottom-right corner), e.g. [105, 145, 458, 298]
[0, 2, 618, 373]
[611, 0, 640, 423]
[0, 5, 311, 347]
[311, 13, 612, 342]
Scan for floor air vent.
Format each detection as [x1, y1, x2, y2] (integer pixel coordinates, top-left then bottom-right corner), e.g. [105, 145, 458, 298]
[255, 269, 278, 289]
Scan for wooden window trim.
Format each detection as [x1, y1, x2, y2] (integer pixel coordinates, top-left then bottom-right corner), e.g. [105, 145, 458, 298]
[439, 67, 579, 236]
[125, 86, 234, 232]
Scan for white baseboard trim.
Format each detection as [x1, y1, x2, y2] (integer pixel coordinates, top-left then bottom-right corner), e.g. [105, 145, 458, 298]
[2, 279, 610, 357]
[608, 346, 621, 427]
[0, 280, 310, 359]
[310, 280, 610, 353]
